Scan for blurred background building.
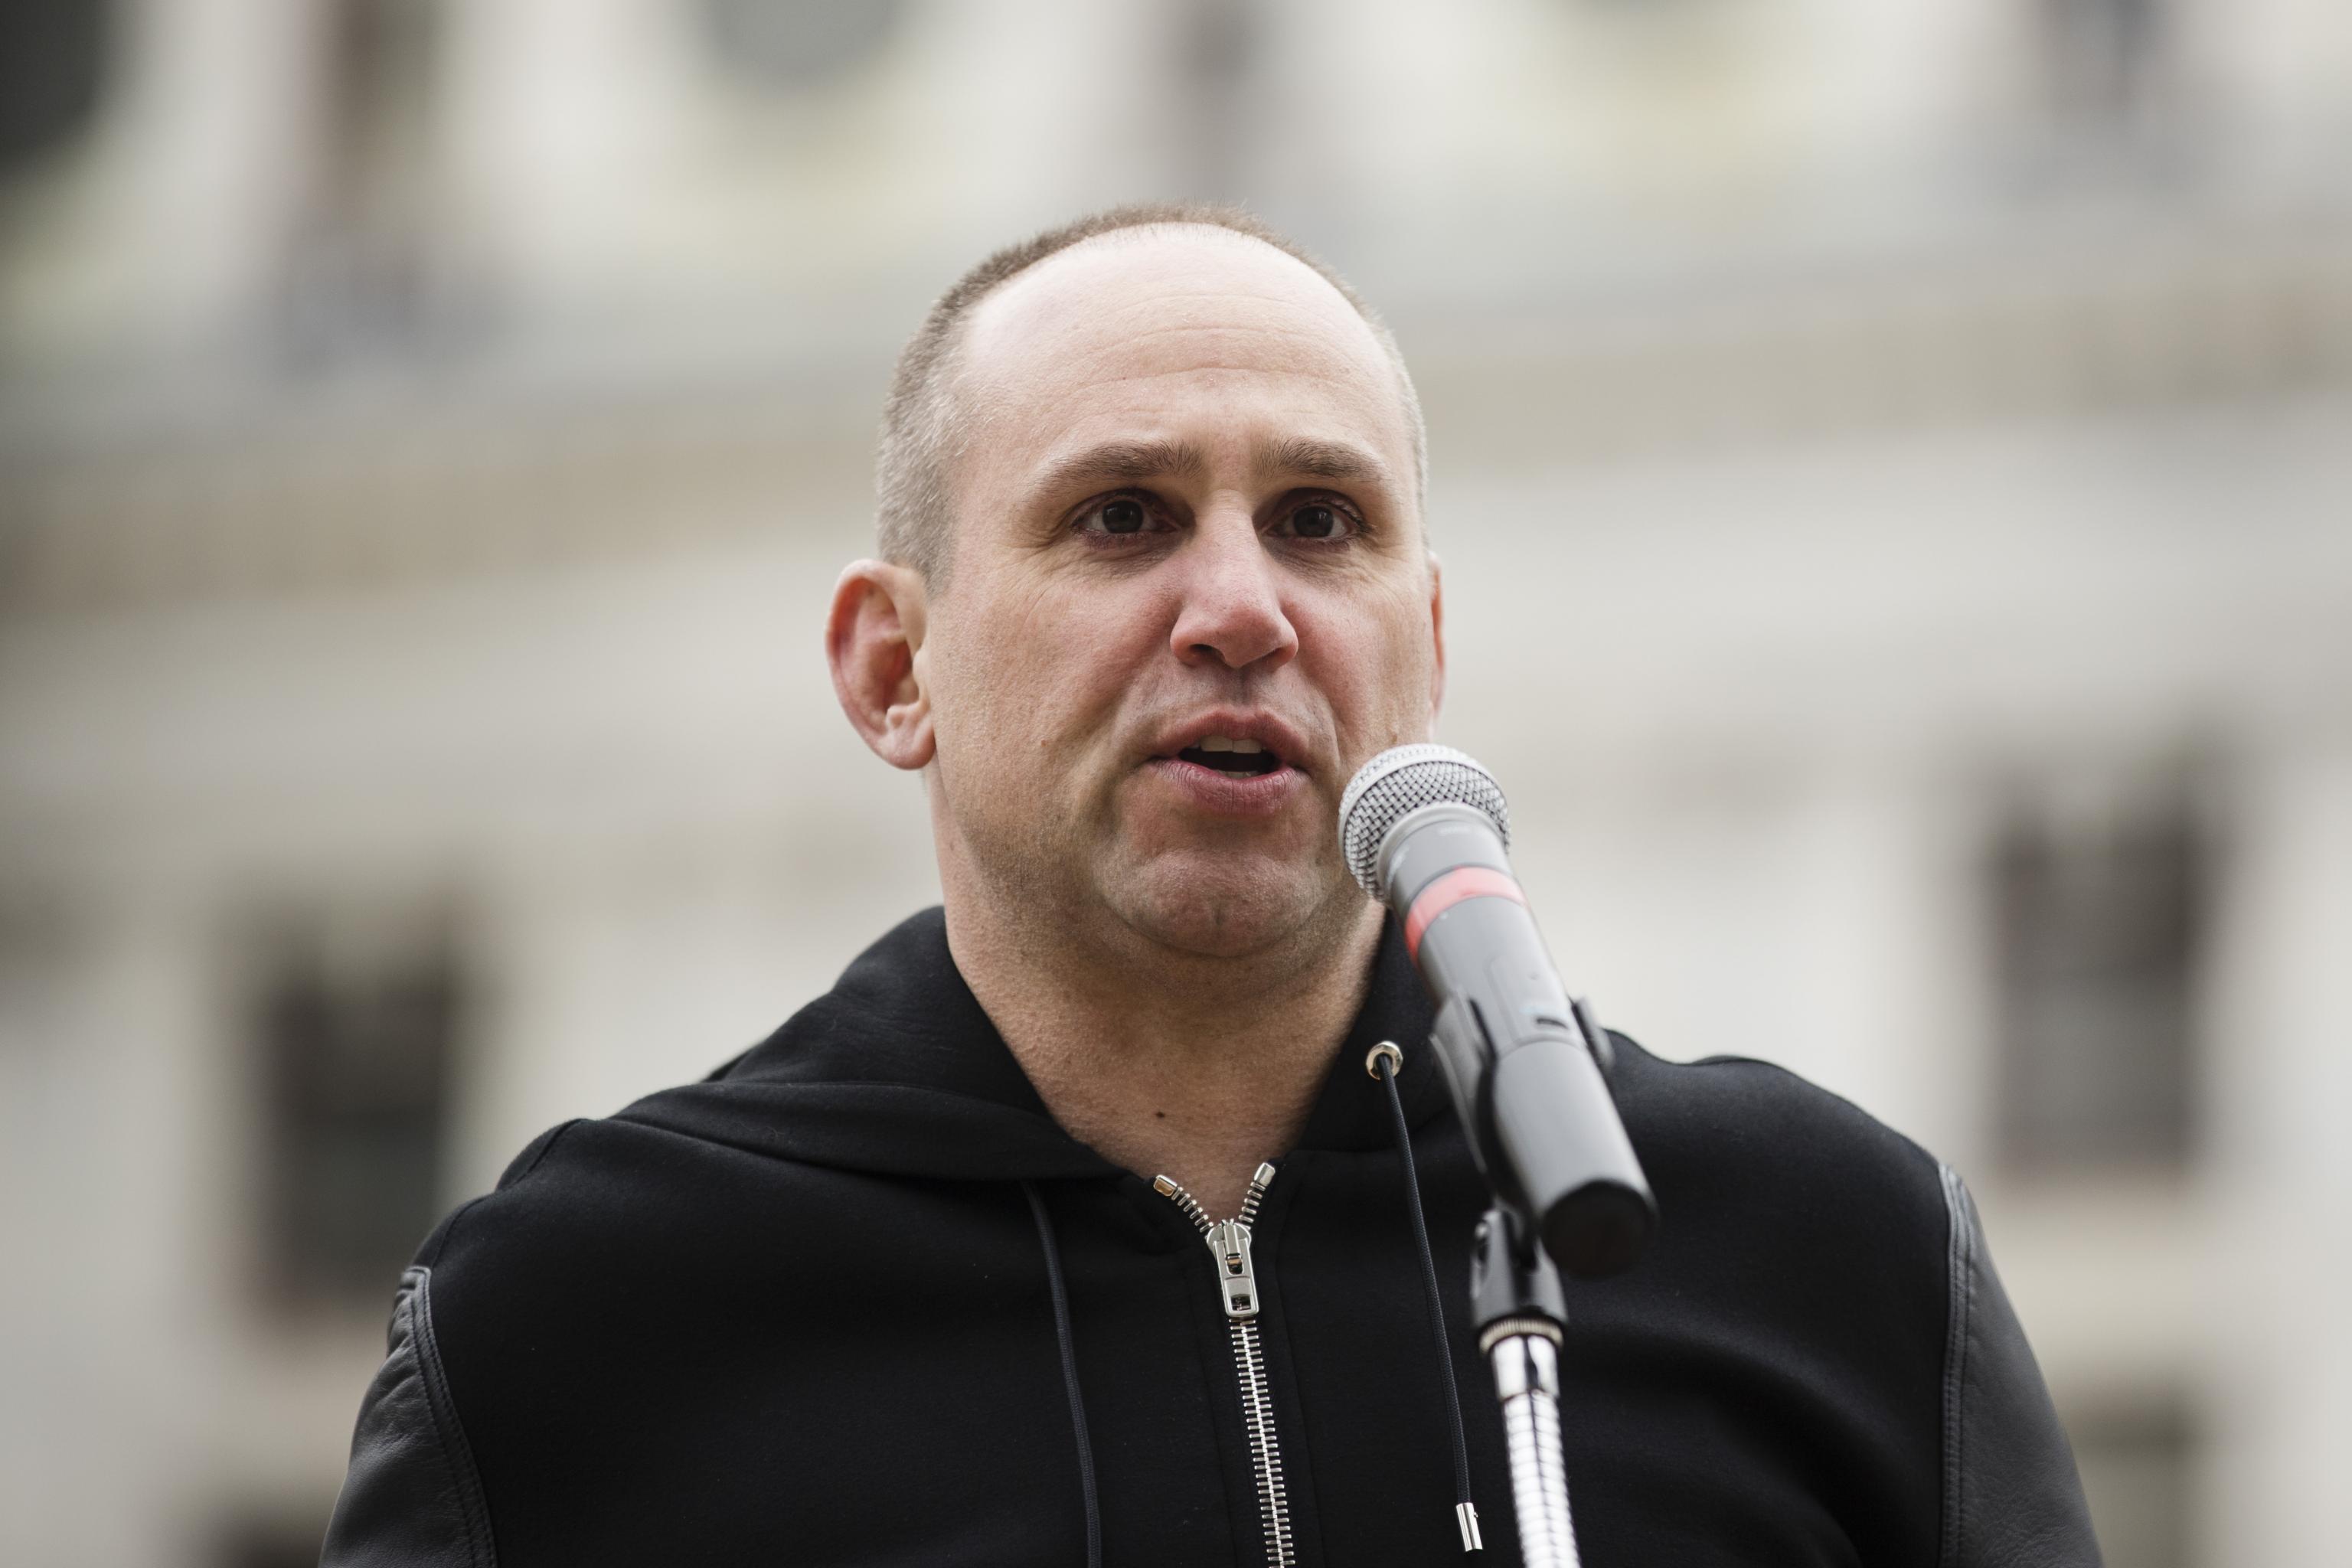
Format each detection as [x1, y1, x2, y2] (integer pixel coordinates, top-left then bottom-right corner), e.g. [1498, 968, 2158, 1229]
[2, 2, 2347, 1563]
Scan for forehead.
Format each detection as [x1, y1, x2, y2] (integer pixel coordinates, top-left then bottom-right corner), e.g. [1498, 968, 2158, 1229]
[952, 228, 1415, 482]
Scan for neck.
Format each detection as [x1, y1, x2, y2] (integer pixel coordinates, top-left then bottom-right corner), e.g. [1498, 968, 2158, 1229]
[943, 882, 1383, 1218]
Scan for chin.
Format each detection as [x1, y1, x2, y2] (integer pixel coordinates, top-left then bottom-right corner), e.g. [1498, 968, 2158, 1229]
[1108, 852, 1349, 960]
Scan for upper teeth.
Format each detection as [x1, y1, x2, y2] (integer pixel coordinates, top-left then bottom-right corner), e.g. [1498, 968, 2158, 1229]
[1198, 736, 1263, 754]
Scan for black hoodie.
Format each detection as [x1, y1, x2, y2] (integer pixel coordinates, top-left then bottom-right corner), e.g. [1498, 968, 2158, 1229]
[321, 907, 2099, 1567]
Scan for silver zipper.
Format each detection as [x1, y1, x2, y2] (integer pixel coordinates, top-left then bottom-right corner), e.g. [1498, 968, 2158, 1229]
[1155, 1162, 1295, 1568]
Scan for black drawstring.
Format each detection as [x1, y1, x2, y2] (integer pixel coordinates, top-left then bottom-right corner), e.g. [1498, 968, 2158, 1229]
[1371, 1044, 1481, 1547]
[1022, 1181, 1103, 1568]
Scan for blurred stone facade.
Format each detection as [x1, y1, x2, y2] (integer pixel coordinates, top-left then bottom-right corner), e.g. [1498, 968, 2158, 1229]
[2, 2, 2348, 1564]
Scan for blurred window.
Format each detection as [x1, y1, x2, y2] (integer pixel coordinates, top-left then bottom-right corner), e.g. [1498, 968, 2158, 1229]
[283, 0, 446, 359]
[253, 906, 466, 1309]
[211, 1513, 329, 1568]
[0, 0, 107, 168]
[2066, 1396, 2199, 1568]
[1990, 772, 2205, 1174]
[2036, 0, 2170, 132]
[700, 0, 904, 90]
[1174, 0, 1259, 199]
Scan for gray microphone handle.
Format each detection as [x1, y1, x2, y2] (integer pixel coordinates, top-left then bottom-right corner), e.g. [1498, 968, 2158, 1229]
[1383, 802, 1656, 1279]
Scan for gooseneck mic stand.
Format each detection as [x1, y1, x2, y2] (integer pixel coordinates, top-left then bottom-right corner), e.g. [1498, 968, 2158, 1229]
[1338, 746, 1658, 1565]
[1472, 1210, 1580, 1568]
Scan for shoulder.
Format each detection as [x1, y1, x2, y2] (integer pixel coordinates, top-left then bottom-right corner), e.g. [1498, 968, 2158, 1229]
[416, 1106, 863, 1325]
[418, 1114, 704, 1279]
[318, 1110, 880, 1565]
[1607, 1033, 1949, 1230]
[1599, 1034, 2102, 1566]
[1599, 1033, 1956, 1382]
[380, 1109, 909, 1472]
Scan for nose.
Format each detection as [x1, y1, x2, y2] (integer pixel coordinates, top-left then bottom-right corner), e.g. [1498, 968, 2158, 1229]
[1168, 507, 1298, 671]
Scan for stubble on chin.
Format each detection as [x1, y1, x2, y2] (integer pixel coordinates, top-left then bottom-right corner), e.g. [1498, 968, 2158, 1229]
[939, 741, 1377, 982]
[1085, 835, 1374, 975]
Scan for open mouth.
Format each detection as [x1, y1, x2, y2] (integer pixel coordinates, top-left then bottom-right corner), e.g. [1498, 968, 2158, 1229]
[1174, 736, 1283, 777]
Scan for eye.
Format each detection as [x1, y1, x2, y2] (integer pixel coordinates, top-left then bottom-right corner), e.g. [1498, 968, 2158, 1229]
[1072, 492, 1173, 540]
[1269, 495, 1363, 542]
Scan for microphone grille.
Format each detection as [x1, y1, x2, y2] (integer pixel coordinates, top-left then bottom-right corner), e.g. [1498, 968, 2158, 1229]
[1338, 743, 1510, 900]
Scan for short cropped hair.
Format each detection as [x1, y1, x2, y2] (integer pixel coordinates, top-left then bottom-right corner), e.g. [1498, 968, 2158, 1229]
[875, 202, 1426, 584]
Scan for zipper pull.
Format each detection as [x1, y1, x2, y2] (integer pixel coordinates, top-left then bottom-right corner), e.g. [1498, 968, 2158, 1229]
[1207, 1217, 1260, 1319]
[1152, 1164, 1279, 1321]
[1213, 1163, 1276, 1318]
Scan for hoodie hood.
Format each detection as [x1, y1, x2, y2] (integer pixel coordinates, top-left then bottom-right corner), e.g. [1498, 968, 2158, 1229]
[613, 906, 1451, 1182]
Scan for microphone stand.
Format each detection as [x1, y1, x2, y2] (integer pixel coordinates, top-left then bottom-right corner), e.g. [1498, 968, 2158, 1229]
[1471, 1208, 1581, 1568]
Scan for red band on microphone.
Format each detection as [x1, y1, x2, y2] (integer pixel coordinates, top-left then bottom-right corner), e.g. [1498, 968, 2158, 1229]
[1403, 866, 1526, 959]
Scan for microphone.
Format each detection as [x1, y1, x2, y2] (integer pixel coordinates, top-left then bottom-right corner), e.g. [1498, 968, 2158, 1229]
[1340, 744, 1656, 1279]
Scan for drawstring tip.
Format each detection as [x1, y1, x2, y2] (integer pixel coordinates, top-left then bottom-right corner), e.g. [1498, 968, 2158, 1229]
[1456, 1501, 1484, 1551]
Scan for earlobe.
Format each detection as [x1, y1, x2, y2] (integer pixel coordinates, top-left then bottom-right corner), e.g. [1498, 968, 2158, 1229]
[825, 560, 935, 771]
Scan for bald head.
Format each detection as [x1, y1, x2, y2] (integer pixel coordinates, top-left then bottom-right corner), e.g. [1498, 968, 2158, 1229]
[875, 204, 1425, 586]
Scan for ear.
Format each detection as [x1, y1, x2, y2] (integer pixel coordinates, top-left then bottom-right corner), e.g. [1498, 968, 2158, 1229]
[826, 560, 935, 771]
[1426, 550, 1447, 723]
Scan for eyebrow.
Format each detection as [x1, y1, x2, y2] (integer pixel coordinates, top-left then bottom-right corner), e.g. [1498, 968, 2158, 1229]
[1253, 436, 1389, 488]
[1034, 439, 1210, 495]
[1029, 433, 1393, 501]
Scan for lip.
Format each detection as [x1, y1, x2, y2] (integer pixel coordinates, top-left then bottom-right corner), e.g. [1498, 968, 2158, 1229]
[1140, 708, 1317, 819]
[1141, 755, 1309, 818]
[1145, 709, 1315, 773]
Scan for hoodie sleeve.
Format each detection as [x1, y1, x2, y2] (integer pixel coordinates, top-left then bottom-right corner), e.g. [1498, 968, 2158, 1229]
[319, 1120, 585, 1566]
[1936, 1167, 2103, 1568]
[318, 1265, 498, 1568]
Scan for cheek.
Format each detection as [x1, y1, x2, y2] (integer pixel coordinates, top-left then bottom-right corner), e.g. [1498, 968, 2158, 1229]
[933, 577, 1158, 756]
[1296, 581, 1437, 733]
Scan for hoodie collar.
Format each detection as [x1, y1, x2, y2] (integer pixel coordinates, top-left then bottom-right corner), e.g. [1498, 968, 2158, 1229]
[616, 906, 1451, 1181]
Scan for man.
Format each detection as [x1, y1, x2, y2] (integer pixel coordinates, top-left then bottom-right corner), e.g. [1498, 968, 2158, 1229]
[322, 204, 2101, 1566]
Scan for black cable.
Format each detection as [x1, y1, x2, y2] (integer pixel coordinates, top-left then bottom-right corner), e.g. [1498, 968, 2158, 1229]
[1375, 1052, 1480, 1539]
[1022, 1181, 1103, 1568]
